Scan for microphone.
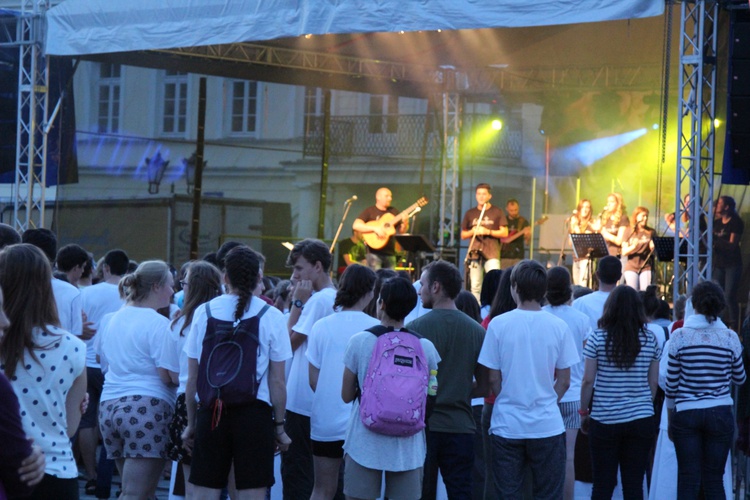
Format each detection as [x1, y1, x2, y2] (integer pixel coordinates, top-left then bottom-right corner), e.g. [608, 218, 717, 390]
[345, 195, 358, 204]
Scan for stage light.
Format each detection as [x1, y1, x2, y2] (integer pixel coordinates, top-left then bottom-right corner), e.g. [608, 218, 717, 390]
[491, 119, 503, 131]
[557, 128, 647, 167]
[652, 123, 659, 130]
[539, 128, 546, 135]
[714, 118, 721, 128]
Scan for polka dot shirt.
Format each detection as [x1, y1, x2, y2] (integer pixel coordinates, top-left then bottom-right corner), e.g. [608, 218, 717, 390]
[2, 325, 86, 478]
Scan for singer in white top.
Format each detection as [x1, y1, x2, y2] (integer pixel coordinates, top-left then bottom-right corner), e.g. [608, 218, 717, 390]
[569, 199, 596, 287]
[460, 183, 508, 302]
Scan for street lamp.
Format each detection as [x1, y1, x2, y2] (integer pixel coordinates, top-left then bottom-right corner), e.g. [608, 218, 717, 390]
[146, 152, 169, 194]
[183, 152, 206, 194]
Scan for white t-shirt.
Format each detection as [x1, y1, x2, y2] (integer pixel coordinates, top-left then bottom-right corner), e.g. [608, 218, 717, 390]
[51, 278, 83, 336]
[286, 287, 336, 416]
[161, 316, 189, 394]
[81, 282, 125, 368]
[185, 294, 292, 406]
[478, 308, 579, 439]
[92, 311, 116, 373]
[343, 330, 440, 471]
[9, 326, 86, 478]
[647, 322, 667, 352]
[99, 306, 176, 405]
[542, 305, 593, 403]
[404, 281, 428, 324]
[572, 290, 611, 331]
[306, 311, 379, 441]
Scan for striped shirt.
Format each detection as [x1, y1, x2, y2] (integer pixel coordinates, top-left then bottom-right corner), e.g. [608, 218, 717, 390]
[583, 328, 661, 424]
[665, 315, 745, 411]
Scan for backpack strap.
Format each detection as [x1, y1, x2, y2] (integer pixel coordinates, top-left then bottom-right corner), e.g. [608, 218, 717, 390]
[257, 304, 271, 319]
[662, 325, 670, 342]
[206, 302, 213, 319]
[365, 325, 422, 339]
[366, 325, 392, 337]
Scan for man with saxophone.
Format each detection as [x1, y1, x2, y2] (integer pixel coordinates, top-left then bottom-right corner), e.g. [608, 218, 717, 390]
[461, 183, 508, 302]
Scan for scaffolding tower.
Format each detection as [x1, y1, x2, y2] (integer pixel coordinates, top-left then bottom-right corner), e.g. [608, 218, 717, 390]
[436, 68, 463, 259]
[13, 0, 49, 231]
[673, 0, 718, 303]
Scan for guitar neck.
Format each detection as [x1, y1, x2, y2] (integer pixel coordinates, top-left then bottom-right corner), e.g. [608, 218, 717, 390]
[390, 202, 422, 225]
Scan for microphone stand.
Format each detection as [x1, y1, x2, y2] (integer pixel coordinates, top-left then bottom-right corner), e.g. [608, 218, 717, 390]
[330, 199, 355, 254]
[558, 211, 577, 266]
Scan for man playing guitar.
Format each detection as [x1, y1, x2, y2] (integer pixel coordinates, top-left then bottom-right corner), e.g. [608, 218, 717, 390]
[500, 198, 532, 269]
[460, 183, 508, 301]
[353, 187, 408, 270]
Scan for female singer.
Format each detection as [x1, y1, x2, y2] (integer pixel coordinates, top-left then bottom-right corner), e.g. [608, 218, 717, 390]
[570, 199, 594, 287]
[622, 207, 655, 291]
[599, 193, 628, 257]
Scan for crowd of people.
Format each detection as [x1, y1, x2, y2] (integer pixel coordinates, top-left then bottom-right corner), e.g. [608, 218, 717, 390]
[0, 199, 747, 500]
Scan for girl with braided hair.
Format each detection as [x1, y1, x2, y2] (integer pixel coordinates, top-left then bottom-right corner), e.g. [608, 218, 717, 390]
[183, 245, 292, 500]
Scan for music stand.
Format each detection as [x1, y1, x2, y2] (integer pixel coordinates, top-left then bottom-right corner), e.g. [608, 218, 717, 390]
[653, 237, 674, 262]
[570, 234, 609, 289]
[394, 234, 435, 279]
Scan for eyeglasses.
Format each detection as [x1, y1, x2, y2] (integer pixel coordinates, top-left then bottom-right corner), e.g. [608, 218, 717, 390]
[180, 280, 189, 287]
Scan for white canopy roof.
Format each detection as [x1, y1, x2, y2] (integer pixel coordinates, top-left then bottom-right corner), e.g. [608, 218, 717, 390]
[46, 0, 664, 56]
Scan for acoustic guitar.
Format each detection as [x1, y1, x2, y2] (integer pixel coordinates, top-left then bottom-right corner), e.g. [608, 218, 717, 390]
[362, 197, 429, 250]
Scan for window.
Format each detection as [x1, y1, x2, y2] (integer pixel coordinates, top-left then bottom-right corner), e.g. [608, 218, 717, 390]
[163, 70, 188, 134]
[229, 80, 258, 134]
[304, 87, 324, 135]
[97, 64, 121, 133]
[368, 95, 398, 134]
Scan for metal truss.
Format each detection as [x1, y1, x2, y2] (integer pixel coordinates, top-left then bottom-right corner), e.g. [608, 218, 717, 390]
[13, 0, 49, 231]
[437, 77, 461, 252]
[157, 44, 662, 94]
[673, 0, 717, 302]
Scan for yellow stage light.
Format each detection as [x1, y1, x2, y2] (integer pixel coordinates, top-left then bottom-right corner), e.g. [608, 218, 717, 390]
[491, 119, 503, 131]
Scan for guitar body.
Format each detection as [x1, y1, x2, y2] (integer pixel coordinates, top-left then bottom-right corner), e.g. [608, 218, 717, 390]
[362, 214, 398, 250]
[360, 197, 429, 250]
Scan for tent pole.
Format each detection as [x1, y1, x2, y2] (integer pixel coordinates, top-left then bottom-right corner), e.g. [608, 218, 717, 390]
[189, 77, 207, 260]
[317, 90, 331, 240]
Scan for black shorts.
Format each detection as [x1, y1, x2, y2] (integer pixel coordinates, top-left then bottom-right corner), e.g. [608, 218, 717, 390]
[189, 400, 274, 490]
[79, 367, 104, 429]
[311, 439, 345, 459]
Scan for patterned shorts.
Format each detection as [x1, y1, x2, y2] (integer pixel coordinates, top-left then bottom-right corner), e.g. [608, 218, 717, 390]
[559, 400, 581, 429]
[99, 395, 173, 459]
[166, 393, 191, 464]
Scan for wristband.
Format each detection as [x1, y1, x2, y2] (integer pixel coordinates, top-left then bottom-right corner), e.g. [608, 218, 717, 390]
[274, 420, 285, 427]
[578, 408, 591, 416]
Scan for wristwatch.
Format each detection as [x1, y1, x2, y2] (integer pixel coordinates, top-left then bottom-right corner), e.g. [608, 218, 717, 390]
[293, 299, 305, 309]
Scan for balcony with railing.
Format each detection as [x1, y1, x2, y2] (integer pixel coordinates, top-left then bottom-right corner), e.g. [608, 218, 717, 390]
[303, 113, 522, 161]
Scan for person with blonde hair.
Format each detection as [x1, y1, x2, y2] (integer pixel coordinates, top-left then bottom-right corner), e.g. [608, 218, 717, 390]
[570, 198, 595, 286]
[0, 243, 87, 499]
[97, 260, 177, 500]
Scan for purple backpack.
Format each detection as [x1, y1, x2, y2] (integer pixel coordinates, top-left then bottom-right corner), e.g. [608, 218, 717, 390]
[359, 326, 429, 437]
[197, 302, 270, 428]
